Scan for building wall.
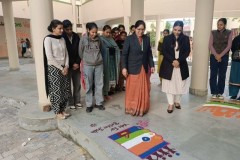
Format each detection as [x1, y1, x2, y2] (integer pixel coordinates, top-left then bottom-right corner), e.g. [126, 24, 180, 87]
[0, 17, 30, 58]
[0, 1, 74, 21]
[0, 1, 74, 58]
[0, 0, 240, 58]
[80, 0, 130, 23]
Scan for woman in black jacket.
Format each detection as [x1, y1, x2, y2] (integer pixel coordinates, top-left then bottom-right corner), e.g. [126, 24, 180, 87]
[121, 20, 155, 116]
[159, 21, 190, 113]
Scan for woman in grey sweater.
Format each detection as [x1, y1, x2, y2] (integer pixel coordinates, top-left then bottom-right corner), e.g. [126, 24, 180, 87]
[79, 22, 105, 113]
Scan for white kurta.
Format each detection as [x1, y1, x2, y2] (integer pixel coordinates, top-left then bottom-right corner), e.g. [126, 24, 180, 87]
[162, 42, 189, 94]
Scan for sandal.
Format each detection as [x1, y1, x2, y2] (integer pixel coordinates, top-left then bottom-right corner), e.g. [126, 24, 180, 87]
[56, 113, 66, 120]
[62, 112, 71, 117]
[104, 96, 112, 101]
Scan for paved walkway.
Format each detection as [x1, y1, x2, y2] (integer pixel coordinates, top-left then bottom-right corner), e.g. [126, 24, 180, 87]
[0, 58, 93, 160]
[0, 58, 239, 160]
[0, 104, 94, 160]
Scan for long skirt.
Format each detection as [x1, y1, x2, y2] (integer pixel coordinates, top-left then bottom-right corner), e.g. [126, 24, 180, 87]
[48, 65, 70, 114]
[229, 61, 240, 96]
[125, 66, 150, 116]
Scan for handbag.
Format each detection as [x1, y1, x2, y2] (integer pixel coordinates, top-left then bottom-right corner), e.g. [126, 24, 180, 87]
[232, 50, 240, 62]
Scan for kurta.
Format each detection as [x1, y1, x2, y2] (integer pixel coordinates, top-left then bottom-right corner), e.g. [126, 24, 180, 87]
[162, 42, 189, 94]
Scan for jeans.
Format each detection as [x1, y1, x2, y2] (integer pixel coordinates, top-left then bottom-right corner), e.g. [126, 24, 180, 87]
[84, 64, 104, 107]
[209, 54, 229, 95]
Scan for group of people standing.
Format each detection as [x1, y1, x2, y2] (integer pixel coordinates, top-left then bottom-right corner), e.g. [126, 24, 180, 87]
[43, 17, 240, 119]
[209, 18, 240, 101]
[20, 38, 31, 58]
[43, 19, 130, 119]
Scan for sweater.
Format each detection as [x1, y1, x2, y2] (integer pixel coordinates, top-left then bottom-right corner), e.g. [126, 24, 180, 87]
[44, 36, 69, 70]
[79, 34, 103, 66]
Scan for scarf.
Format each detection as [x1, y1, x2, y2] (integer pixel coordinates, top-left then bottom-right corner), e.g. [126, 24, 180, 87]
[43, 34, 62, 97]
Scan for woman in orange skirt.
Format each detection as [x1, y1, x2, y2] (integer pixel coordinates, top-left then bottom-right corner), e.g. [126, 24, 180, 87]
[121, 20, 155, 116]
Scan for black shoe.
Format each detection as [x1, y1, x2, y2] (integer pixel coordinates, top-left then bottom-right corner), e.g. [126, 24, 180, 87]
[167, 105, 173, 113]
[95, 105, 105, 110]
[230, 96, 237, 100]
[175, 105, 181, 109]
[108, 91, 114, 95]
[115, 87, 121, 92]
[86, 107, 93, 113]
[175, 103, 181, 109]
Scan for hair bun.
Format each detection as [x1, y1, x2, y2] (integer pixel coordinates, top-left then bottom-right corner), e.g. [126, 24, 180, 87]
[47, 25, 52, 32]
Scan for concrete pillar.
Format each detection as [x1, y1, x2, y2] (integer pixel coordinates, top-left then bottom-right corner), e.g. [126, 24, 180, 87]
[124, 16, 130, 34]
[79, 0, 86, 34]
[190, 18, 194, 37]
[155, 16, 161, 51]
[190, 0, 215, 96]
[122, 0, 130, 34]
[72, 0, 77, 32]
[82, 23, 86, 34]
[29, 0, 53, 108]
[2, 0, 20, 71]
[131, 0, 144, 25]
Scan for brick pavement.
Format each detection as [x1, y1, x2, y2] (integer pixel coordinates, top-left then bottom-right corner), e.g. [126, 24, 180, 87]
[0, 104, 93, 160]
[0, 58, 93, 160]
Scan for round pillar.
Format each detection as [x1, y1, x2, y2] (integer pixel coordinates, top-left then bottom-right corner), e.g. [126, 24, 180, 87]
[190, 18, 194, 37]
[155, 16, 161, 51]
[190, 0, 215, 96]
[2, 0, 20, 71]
[72, 0, 77, 32]
[124, 16, 130, 34]
[29, 0, 53, 108]
[82, 23, 86, 34]
[131, 0, 144, 24]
